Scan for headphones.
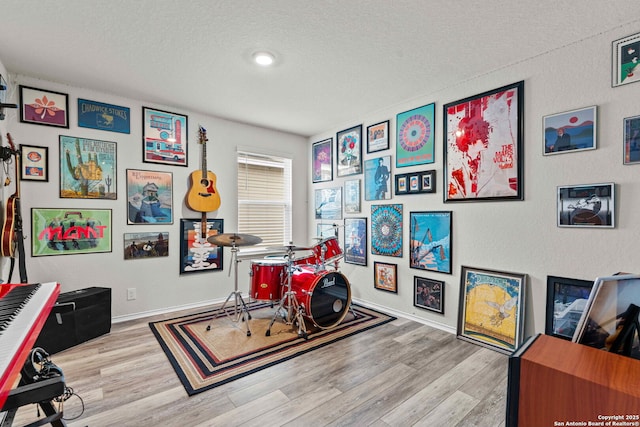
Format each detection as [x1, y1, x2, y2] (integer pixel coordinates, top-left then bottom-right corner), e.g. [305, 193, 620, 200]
[21, 347, 64, 383]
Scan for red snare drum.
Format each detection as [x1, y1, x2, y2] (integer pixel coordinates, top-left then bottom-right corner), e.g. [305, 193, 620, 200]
[312, 236, 343, 264]
[285, 265, 351, 329]
[250, 259, 286, 301]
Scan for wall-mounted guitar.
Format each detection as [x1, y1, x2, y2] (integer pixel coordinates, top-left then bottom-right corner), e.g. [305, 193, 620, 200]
[1, 133, 28, 283]
[186, 125, 221, 240]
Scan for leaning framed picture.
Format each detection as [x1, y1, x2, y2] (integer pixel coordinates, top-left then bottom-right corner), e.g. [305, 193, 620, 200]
[179, 218, 224, 274]
[374, 261, 397, 293]
[409, 211, 452, 274]
[344, 217, 367, 266]
[545, 275, 594, 341]
[142, 106, 188, 167]
[371, 204, 403, 257]
[364, 155, 392, 201]
[59, 135, 117, 199]
[443, 81, 524, 202]
[543, 106, 597, 155]
[336, 125, 363, 177]
[612, 31, 640, 87]
[623, 114, 640, 164]
[344, 179, 361, 213]
[557, 182, 615, 228]
[126, 169, 173, 224]
[457, 265, 527, 354]
[396, 103, 435, 168]
[312, 138, 333, 183]
[414, 277, 445, 314]
[19, 85, 69, 128]
[20, 144, 48, 182]
[367, 120, 389, 153]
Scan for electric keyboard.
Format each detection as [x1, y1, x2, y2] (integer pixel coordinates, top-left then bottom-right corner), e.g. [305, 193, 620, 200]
[0, 282, 60, 410]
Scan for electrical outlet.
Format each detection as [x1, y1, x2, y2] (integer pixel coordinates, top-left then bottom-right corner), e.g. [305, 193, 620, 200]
[127, 288, 137, 301]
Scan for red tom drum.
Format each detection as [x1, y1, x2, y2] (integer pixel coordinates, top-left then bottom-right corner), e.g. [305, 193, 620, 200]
[250, 259, 286, 301]
[312, 236, 343, 265]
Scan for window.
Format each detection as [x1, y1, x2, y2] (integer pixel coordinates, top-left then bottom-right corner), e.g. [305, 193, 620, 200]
[237, 150, 292, 249]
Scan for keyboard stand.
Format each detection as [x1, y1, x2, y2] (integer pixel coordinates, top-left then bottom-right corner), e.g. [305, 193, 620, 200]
[0, 376, 66, 427]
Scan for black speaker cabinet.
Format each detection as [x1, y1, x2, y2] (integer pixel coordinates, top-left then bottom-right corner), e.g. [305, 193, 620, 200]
[35, 287, 112, 354]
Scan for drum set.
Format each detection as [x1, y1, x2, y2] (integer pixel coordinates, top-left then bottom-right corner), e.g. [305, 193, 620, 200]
[207, 232, 352, 339]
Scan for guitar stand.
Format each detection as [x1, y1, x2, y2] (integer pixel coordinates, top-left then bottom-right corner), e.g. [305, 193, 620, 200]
[265, 254, 308, 340]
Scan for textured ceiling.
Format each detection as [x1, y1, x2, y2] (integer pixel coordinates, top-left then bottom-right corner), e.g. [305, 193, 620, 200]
[1, 1, 639, 137]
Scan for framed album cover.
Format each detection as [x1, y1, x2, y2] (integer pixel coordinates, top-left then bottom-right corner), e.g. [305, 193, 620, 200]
[374, 261, 397, 293]
[414, 277, 445, 314]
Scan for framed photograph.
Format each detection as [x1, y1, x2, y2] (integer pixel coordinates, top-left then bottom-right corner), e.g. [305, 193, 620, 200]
[344, 217, 367, 266]
[612, 31, 640, 87]
[414, 277, 445, 314]
[396, 103, 435, 167]
[20, 144, 48, 182]
[557, 182, 615, 228]
[421, 170, 435, 192]
[444, 81, 524, 202]
[395, 175, 408, 195]
[31, 208, 112, 256]
[367, 120, 389, 153]
[623, 114, 640, 164]
[180, 218, 224, 274]
[59, 135, 117, 199]
[457, 266, 527, 354]
[545, 275, 594, 340]
[312, 138, 333, 183]
[371, 204, 403, 257]
[142, 106, 188, 167]
[374, 261, 397, 293]
[126, 169, 173, 224]
[409, 211, 452, 274]
[78, 98, 131, 134]
[344, 179, 361, 213]
[336, 125, 362, 177]
[543, 106, 597, 155]
[364, 155, 391, 201]
[19, 85, 69, 128]
[314, 187, 342, 220]
[124, 232, 169, 260]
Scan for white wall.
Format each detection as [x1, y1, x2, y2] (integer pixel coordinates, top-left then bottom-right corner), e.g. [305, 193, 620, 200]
[309, 24, 640, 336]
[0, 72, 308, 319]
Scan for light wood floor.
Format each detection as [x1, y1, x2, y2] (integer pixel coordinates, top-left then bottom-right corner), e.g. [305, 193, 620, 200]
[13, 306, 508, 427]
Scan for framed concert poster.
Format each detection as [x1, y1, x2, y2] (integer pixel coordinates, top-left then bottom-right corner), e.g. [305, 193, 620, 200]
[314, 187, 342, 220]
[364, 155, 392, 201]
[124, 232, 169, 260]
[20, 144, 48, 182]
[545, 275, 594, 341]
[126, 169, 173, 224]
[409, 211, 452, 274]
[179, 218, 224, 274]
[624, 114, 640, 164]
[374, 261, 397, 293]
[371, 204, 402, 257]
[336, 125, 363, 177]
[543, 106, 597, 155]
[612, 31, 640, 87]
[443, 81, 524, 202]
[396, 103, 435, 168]
[557, 182, 615, 228]
[142, 107, 188, 167]
[457, 265, 526, 354]
[312, 138, 333, 183]
[59, 136, 117, 199]
[344, 179, 361, 213]
[414, 277, 445, 314]
[19, 85, 69, 128]
[344, 217, 367, 266]
[367, 120, 389, 153]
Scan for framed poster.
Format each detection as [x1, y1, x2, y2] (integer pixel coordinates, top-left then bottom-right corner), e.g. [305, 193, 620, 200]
[545, 275, 594, 341]
[612, 31, 640, 87]
[557, 183, 615, 228]
[367, 120, 389, 153]
[314, 187, 342, 220]
[623, 114, 640, 164]
[414, 277, 445, 314]
[31, 208, 112, 256]
[124, 232, 169, 260]
[59, 135, 117, 199]
[364, 155, 391, 201]
[409, 211, 452, 274]
[336, 125, 362, 177]
[180, 218, 224, 274]
[78, 98, 130, 134]
[443, 81, 524, 202]
[312, 138, 333, 183]
[20, 144, 48, 182]
[396, 103, 435, 167]
[374, 261, 397, 293]
[344, 217, 367, 266]
[126, 169, 173, 224]
[344, 179, 361, 213]
[19, 85, 69, 128]
[371, 204, 402, 257]
[457, 265, 527, 354]
[543, 106, 597, 155]
[142, 107, 188, 167]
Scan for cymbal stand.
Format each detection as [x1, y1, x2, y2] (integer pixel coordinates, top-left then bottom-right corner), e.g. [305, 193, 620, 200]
[206, 242, 252, 337]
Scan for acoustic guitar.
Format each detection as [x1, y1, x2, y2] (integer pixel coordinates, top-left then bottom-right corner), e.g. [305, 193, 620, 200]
[1, 133, 19, 257]
[186, 126, 221, 213]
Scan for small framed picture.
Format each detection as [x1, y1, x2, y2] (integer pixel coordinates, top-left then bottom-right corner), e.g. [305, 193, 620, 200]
[312, 138, 333, 183]
[612, 31, 640, 87]
[19, 85, 69, 128]
[623, 114, 640, 164]
[421, 171, 435, 192]
[142, 107, 188, 167]
[409, 175, 420, 192]
[545, 275, 594, 341]
[20, 144, 48, 182]
[395, 175, 408, 195]
[367, 120, 389, 153]
[124, 232, 169, 260]
[543, 106, 597, 155]
[374, 261, 397, 293]
[557, 183, 615, 228]
[336, 125, 363, 177]
[414, 277, 444, 314]
[344, 179, 361, 213]
[344, 217, 367, 266]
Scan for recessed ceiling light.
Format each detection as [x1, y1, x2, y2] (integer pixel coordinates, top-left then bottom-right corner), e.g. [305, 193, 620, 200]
[253, 51, 275, 67]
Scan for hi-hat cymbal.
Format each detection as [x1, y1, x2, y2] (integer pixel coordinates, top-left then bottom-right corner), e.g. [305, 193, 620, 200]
[207, 233, 263, 247]
[268, 243, 312, 252]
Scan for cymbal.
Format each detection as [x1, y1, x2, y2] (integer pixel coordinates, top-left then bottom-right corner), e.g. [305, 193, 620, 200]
[207, 233, 263, 247]
[268, 243, 312, 252]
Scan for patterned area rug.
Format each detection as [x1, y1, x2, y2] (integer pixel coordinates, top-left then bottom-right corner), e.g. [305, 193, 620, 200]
[149, 301, 395, 396]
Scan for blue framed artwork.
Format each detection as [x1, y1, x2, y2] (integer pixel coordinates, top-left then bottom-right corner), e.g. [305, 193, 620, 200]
[371, 204, 402, 257]
[396, 103, 435, 168]
[543, 106, 597, 155]
[409, 211, 452, 274]
[78, 99, 131, 134]
[364, 155, 391, 201]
